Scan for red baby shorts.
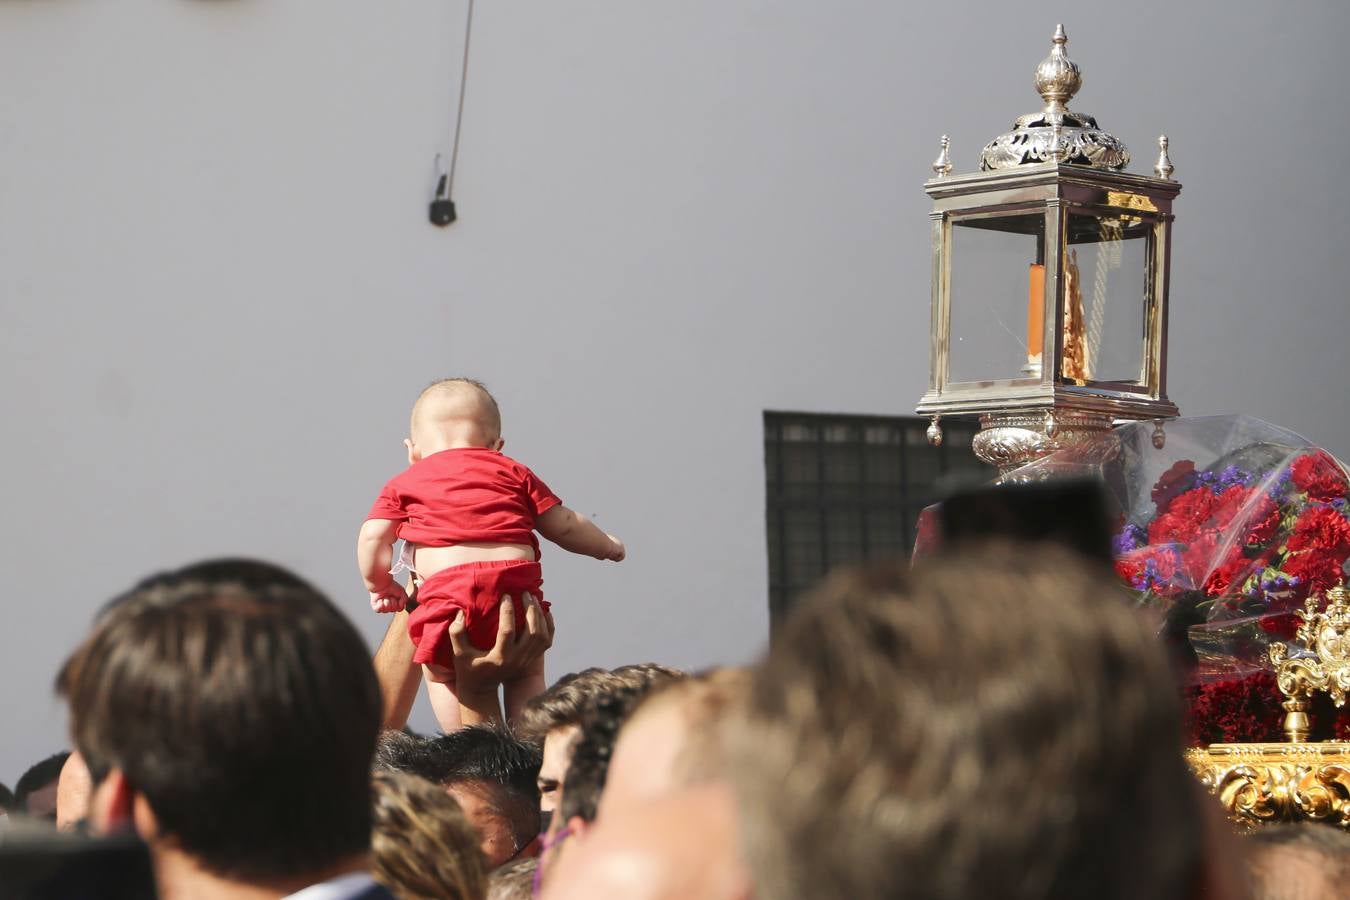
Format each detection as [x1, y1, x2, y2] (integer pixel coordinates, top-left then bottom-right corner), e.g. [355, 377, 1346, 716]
[407, 559, 547, 675]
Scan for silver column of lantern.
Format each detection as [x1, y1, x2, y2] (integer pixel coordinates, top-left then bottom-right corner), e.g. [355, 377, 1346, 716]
[916, 24, 1181, 474]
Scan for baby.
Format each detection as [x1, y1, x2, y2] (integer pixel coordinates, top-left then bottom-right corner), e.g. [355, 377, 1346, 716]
[358, 379, 624, 728]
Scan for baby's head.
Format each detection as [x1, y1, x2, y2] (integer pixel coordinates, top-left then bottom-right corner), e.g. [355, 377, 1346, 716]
[406, 378, 502, 461]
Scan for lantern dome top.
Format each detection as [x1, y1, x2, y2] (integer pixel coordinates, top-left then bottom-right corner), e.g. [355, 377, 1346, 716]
[979, 25, 1130, 172]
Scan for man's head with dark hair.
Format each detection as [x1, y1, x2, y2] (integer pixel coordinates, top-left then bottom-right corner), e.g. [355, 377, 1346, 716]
[429, 726, 542, 869]
[516, 668, 620, 815]
[518, 664, 684, 814]
[534, 676, 682, 893]
[554, 666, 687, 826]
[0, 781, 13, 813]
[557, 687, 648, 825]
[728, 541, 1204, 900]
[56, 558, 382, 888]
[13, 752, 70, 822]
[515, 668, 618, 745]
[373, 730, 457, 782]
[1244, 823, 1350, 900]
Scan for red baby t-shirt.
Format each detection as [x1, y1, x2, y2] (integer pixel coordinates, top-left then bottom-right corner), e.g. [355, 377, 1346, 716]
[366, 448, 561, 553]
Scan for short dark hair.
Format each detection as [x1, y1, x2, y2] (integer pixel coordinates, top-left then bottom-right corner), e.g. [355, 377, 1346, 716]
[56, 558, 382, 882]
[515, 664, 684, 745]
[431, 726, 542, 852]
[729, 542, 1203, 900]
[558, 684, 657, 824]
[373, 730, 457, 782]
[13, 752, 70, 816]
[514, 668, 618, 744]
[0, 781, 13, 813]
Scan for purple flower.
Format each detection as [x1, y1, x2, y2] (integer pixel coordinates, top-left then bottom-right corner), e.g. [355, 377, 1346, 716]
[1269, 470, 1295, 502]
[1113, 523, 1147, 555]
[1138, 558, 1172, 592]
[1195, 464, 1254, 492]
[1244, 568, 1302, 606]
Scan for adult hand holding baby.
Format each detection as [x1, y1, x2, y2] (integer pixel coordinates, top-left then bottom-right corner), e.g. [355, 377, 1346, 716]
[450, 592, 555, 727]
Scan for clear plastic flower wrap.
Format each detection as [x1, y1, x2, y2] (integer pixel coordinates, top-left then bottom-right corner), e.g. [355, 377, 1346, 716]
[977, 415, 1350, 743]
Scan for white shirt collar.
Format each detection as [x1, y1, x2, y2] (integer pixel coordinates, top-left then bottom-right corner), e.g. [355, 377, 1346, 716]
[283, 871, 378, 900]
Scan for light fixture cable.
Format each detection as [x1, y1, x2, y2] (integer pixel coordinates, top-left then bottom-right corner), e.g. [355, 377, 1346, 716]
[429, 0, 475, 226]
[447, 0, 475, 198]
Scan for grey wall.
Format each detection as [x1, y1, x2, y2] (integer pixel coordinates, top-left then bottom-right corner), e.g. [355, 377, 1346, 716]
[3, 1, 1348, 781]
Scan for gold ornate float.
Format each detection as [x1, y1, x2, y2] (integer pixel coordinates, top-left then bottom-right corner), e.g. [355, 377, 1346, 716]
[1187, 587, 1350, 829]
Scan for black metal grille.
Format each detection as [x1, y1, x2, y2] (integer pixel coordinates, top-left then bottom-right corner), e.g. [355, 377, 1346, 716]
[764, 411, 985, 624]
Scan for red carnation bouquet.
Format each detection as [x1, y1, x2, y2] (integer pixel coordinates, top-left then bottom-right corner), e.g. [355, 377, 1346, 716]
[1008, 415, 1350, 744]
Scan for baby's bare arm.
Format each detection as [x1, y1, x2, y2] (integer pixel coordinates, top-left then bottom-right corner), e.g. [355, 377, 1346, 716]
[358, 519, 407, 612]
[358, 519, 399, 588]
[536, 504, 625, 561]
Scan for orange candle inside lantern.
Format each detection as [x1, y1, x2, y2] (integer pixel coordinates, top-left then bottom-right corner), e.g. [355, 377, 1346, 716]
[1027, 263, 1046, 359]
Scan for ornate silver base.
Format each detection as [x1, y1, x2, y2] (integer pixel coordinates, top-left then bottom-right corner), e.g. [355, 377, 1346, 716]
[970, 409, 1115, 475]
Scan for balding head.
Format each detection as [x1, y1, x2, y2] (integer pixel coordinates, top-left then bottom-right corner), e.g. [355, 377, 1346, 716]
[409, 378, 502, 457]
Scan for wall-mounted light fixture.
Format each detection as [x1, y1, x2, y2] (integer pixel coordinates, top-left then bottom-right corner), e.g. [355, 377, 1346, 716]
[429, 0, 475, 227]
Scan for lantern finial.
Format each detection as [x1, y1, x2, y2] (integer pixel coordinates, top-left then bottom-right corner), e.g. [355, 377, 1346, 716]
[1034, 24, 1081, 115]
[979, 25, 1129, 171]
[1154, 134, 1175, 180]
[931, 135, 952, 178]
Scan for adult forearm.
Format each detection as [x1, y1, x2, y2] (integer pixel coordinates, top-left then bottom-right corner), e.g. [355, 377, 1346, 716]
[373, 610, 420, 730]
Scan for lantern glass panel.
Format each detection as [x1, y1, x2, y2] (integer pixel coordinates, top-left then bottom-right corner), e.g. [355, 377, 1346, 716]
[948, 213, 1045, 384]
[1061, 213, 1151, 385]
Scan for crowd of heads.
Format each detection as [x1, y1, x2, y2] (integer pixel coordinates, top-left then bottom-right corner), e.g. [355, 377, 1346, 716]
[3, 534, 1349, 898]
[375, 726, 542, 869]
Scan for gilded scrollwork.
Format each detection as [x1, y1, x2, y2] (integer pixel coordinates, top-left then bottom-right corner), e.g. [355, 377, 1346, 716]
[1188, 745, 1350, 830]
[1269, 586, 1350, 739]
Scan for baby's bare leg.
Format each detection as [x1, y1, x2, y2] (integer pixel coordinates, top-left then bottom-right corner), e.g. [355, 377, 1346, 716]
[503, 653, 547, 725]
[423, 666, 464, 732]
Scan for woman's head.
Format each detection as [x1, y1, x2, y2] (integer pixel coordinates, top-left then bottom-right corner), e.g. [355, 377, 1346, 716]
[371, 770, 489, 900]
